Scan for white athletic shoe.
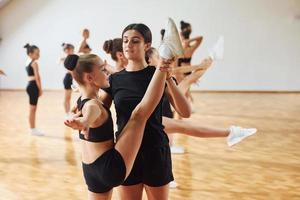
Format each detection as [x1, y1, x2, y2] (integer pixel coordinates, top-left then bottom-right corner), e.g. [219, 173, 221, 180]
[64, 112, 73, 120]
[169, 180, 178, 189]
[209, 36, 224, 61]
[31, 128, 44, 136]
[227, 126, 257, 147]
[158, 17, 184, 59]
[170, 145, 185, 154]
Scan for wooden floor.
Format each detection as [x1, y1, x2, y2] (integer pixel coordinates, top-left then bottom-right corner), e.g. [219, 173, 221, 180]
[0, 91, 299, 200]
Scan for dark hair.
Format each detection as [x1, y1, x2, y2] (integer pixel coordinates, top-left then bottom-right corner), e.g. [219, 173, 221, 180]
[145, 47, 157, 64]
[64, 54, 79, 71]
[62, 43, 75, 50]
[180, 20, 191, 31]
[160, 29, 165, 41]
[103, 38, 123, 61]
[24, 43, 39, 55]
[73, 54, 98, 85]
[180, 20, 192, 39]
[122, 23, 152, 44]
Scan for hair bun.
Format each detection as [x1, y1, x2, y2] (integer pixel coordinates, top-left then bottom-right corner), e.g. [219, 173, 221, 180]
[64, 54, 79, 71]
[180, 20, 190, 31]
[103, 39, 113, 54]
[61, 43, 66, 47]
[24, 43, 30, 48]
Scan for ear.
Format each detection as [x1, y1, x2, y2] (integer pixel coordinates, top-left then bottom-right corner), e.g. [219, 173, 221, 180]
[116, 52, 123, 59]
[144, 43, 151, 51]
[84, 73, 93, 83]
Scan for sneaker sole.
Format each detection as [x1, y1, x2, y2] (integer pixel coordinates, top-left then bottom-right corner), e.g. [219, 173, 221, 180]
[227, 128, 257, 147]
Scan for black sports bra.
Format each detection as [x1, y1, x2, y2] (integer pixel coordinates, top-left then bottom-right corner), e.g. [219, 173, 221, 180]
[178, 57, 192, 66]
[26, 61, 35, 76]
[77, 97, 114, 142]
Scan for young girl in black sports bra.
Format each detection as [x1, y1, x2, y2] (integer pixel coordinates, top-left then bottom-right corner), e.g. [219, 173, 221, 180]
[64, 53, 172, 199]
[24, 43, 44, 136]
[61, 43, 75, 117]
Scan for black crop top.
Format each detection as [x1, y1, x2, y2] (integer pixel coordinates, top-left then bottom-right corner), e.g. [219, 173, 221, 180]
[26, 61, 35, 76]
[77, 97, 114, 142]
[178, 57, 192, 66]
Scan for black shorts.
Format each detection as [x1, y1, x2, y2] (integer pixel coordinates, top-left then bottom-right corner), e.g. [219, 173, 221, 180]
[26, 80, 39, 105]
[63, 73, 73, 90]
[122, 145, 173, 187]
[82, 148, 126, 193]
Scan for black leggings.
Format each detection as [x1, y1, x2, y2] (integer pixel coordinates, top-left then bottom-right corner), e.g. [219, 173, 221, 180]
[82, 148, 126, 193]
[26, 80, 39, 105]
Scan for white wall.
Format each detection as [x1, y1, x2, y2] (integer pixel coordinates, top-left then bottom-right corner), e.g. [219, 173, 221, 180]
[0, 0, 300, 91]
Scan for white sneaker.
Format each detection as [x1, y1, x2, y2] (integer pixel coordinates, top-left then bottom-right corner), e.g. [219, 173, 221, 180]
[158, 17, 184, 59]
[170, 145, 185, 154]
[169, 180, 178, 189]
[31, 128, 44, 136]
[209, 36, 224, 61]
[64, 112, 73, 120]
[227, 126, 257, 147]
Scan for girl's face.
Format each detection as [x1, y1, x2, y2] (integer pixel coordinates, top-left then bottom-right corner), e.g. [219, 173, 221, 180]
[122, 30, 150, 61]
[64, 48, 74, 55]
[148, 49, 159, 66]
[82, 29, 90, 39]
[82, 47, 91, 54]
[29, 48, 40, 60]
[85, 58, 109, 89]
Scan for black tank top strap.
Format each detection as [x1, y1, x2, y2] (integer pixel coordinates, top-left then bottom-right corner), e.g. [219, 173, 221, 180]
[26, 61, 35, 76]
[78, 98, 91, 111]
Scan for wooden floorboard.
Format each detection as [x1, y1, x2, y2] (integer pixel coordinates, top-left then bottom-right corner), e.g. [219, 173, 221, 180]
[0, 91, 299, 200]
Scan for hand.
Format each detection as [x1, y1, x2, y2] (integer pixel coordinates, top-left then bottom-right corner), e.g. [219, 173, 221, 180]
[64, 117, 86, 130]
[166, 72, 172, 80]
[159, 58, 175, 72]
[64, 115, 90, 139]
